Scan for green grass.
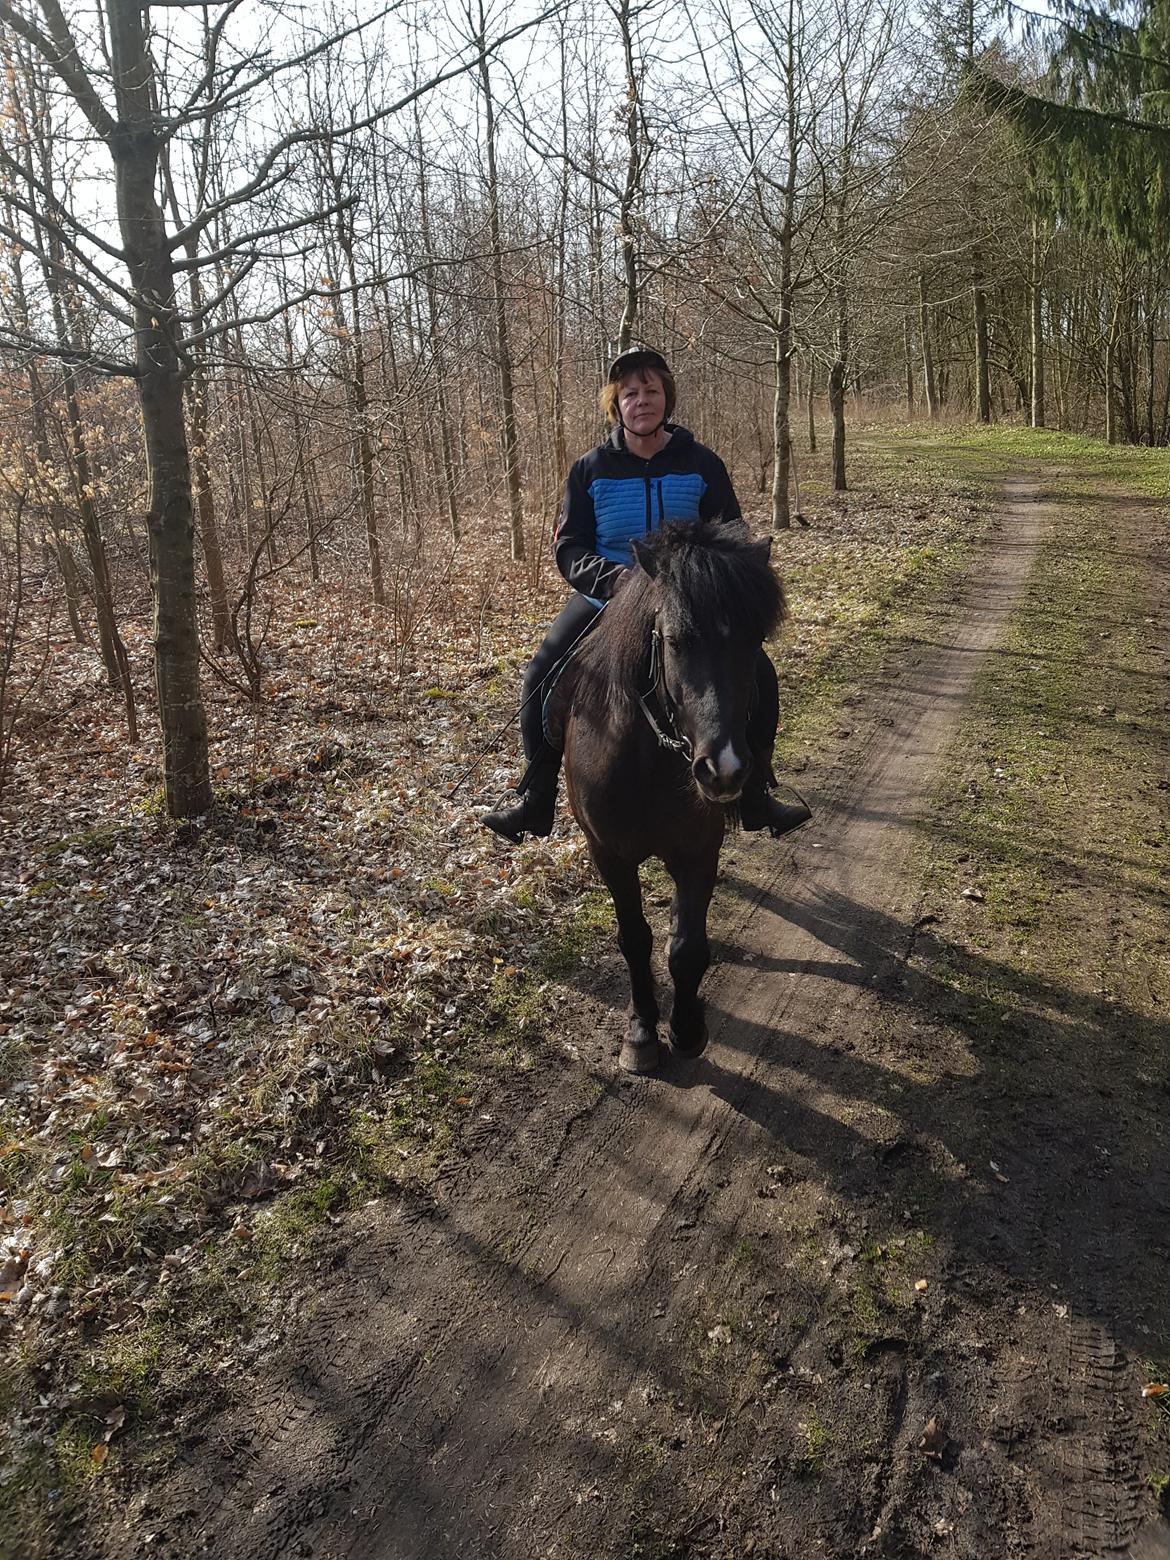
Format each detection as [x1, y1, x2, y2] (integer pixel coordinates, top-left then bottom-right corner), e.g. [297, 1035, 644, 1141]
[920, 487, 1167, 977]
[770, 430, 996, 772]
[43, 824, 122, 859]
[796, 1405, 833, 1476]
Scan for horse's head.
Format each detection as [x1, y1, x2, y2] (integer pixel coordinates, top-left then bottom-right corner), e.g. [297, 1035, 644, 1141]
[632, 522, 785, 804]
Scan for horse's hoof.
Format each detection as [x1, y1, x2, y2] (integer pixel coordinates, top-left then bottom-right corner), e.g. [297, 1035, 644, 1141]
[669, 1023, 708, 1060]
[620, 1034, 660, 1074]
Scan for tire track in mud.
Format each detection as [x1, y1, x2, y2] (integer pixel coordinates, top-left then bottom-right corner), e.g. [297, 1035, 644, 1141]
[1061, 1319, 1146, 1556]
[99, 479, 1164, 1560]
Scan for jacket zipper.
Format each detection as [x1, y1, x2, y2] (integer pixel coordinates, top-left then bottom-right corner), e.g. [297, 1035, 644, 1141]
[644, 464, 653, 533]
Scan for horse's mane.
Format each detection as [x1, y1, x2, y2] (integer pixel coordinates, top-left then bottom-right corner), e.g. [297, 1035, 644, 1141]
[575, 520, 786, 707]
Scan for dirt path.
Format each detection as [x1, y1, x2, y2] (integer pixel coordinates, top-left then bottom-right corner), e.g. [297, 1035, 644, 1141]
[94, 476, 1169, 1559]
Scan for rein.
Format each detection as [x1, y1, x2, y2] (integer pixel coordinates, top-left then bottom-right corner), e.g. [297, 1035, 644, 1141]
[636, 624, 693, 761]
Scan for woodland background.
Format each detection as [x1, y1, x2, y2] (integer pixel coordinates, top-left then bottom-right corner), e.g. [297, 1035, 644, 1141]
[2, 4, 1170, 1545]
[1, 0, 1168, 818]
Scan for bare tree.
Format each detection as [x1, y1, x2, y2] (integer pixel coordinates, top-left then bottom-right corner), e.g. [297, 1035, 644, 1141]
[0, 0, 555, 813]
[469, 0, 526, 561]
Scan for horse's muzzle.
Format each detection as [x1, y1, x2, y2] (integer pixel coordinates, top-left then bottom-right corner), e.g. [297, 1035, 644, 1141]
[692, 749, 748, 802]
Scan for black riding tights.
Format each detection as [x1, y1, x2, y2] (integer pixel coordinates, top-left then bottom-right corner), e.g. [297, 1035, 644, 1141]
[519, 591, 781, 776]
[520, 593, 603, 759]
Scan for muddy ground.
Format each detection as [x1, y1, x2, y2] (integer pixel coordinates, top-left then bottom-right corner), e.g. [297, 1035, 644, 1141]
[59, 455, 1170, 1557]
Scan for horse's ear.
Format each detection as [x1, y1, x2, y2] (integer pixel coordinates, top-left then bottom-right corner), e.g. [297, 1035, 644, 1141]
[632, 538, 658, 578]
[750, 537, 773, 565]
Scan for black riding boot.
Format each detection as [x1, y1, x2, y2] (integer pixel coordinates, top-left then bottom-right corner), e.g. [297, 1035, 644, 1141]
[739, 774, 812, 839]
[482, 744, 562, 844]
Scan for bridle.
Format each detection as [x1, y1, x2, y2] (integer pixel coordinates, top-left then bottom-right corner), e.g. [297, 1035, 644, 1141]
[636, 622, 693, 760]
[635, 616, 760, 767]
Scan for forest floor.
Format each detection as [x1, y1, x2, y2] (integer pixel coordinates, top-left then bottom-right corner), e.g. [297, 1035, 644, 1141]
[2, 426, 1169, 1558]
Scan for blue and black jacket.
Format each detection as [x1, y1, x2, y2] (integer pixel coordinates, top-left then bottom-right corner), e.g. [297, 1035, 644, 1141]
[554, 424, 742, 603]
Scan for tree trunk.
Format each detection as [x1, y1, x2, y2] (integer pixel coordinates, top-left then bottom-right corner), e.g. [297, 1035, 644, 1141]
[279, 299, 320, 582]
[1145, 279, 1156, 446]
[973, 247, 991, 423]
[418, 156, 460, 542]
[1105, 294, 1120, 445]
[829, 188, 848, 492]
[20, 358, 85, 643]
[771, 21, 798, 533]
[168, 215, 232, 646]
[477, 5, 525, 562]
[903, 309, 915, 417]
[919, 274, 938, 420]
[186, 363, 233, 647]
[1030, 219, 1045, 429]
[12, 120, 135, 710]
[806, 358, 817, 453]
[108, 0, 210, 813]
[771, 333, 791, 532]
[337, 228, 385, 604]
[551, 24, 571, 491]
[615, 0, 641, 351]
[64, 374, 136, 730]
[828, 360, 847, 491]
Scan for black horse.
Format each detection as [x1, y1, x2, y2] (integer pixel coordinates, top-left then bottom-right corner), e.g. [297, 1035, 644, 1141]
[549, 520, 786, 1073]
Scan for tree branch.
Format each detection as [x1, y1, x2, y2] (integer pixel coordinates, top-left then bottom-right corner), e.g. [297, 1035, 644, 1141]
[0, 327, 136, 375]
[0, 0, 115, 137]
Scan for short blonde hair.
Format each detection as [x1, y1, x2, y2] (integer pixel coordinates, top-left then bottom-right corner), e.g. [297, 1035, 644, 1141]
[599, 365, 677, 425]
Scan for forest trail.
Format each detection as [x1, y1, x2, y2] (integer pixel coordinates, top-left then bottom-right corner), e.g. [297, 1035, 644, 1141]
[91, 472, 1170, 1560]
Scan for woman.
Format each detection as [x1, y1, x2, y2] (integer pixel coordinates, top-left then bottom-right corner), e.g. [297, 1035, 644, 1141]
[482, 345, 812, 844]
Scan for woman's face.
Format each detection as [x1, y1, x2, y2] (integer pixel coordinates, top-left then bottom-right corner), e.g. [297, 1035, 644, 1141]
[617, 370, 667, 436]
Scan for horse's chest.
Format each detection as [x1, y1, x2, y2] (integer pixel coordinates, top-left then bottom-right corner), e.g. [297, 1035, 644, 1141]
[565, 721, 721, 860]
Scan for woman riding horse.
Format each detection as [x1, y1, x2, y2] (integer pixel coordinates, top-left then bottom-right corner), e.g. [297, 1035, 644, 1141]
[482, 346, 812, 844]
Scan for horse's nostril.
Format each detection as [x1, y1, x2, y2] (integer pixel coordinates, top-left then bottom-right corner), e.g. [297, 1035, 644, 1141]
[693, 756, 718, 787]
[694, 749, 748, 795]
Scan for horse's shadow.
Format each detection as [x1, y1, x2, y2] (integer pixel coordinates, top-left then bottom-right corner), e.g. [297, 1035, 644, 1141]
[648, 872, 1170, 1349]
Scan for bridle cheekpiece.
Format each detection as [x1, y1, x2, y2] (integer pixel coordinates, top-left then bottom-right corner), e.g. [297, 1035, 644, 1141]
[636, 622, 693, 761]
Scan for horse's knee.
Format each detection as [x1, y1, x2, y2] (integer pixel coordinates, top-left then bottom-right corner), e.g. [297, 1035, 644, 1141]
[619, 916, 653, 967]
[669, 932, 709, 990]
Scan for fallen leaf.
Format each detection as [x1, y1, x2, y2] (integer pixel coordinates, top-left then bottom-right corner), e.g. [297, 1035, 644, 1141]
[91, 1443, 108, 1466]
[240, 1162, 280, 1199]
[914, 1278, 929, 1293]
[0, 1251, 29, 1289]
[1142, 1383, 1169, 1399]
[919, 1416, 948, 1461]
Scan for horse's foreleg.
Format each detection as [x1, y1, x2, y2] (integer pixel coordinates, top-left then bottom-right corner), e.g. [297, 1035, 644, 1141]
[665, 856, 718, 1058]
[592, 849, 659, 1074]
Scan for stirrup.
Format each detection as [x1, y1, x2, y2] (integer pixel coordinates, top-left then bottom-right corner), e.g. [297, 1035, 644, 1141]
[481, 788, 556, 844]
[481, 746, 560, 844]
[740, 782, 812, 839]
